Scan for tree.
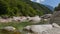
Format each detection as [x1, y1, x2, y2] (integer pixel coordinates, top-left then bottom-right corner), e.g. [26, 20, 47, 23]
[54, 3, 60, 11]
[0, 0, 52, 17]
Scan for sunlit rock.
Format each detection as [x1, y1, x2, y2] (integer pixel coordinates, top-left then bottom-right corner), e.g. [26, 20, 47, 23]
[3, 26, 16, 31]
[29, 16, 42, 23]
[23, 24, 53, 34]
[52, 23, 60, 28]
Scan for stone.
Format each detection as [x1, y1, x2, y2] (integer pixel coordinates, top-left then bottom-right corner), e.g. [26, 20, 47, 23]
[3, 26, 16, 31]
[50, 11, 60, 25]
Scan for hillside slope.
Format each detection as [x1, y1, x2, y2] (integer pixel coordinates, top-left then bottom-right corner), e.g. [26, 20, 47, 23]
[22, 0, 52, 14]
[44, 5, 54, 11]
[0, 0, 52, 17]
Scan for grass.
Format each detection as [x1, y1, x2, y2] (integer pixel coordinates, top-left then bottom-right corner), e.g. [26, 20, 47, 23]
[0, 22, 33, 29]
[0, 22, 37, 34]
[0, 21, 47, 34]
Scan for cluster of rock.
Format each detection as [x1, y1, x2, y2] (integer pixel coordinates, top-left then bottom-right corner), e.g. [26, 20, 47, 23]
[50, 11, 60, 25]
[23, 23, 60, 34]
[0, 16, 41, 23]
[0, 14, 52, 23]
[1, 23, 60, 34]
[41, 14, 52, 23]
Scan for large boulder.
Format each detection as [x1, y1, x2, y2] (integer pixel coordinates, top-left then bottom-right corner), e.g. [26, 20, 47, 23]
[24, 23, 60, 34]
[52, 23, 60, 28]
[29, 16, 41, 23]
[23, 24, 53, 34]
[50, 11, 60, 25]
[44, 27, 60, 34]
[41, 14, 52, 19]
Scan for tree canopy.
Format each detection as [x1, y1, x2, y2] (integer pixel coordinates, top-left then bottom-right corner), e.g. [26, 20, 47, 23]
[0, 0, 52, 17]
[54, 3, 60, 11]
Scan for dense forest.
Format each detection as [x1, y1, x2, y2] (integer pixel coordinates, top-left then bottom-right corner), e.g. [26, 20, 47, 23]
[54, 3, 60, 11]
[0, 0, 52, 17]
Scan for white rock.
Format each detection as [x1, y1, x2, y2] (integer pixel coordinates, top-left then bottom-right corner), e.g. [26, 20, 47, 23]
[12, 16, 28, 22]
[41, 14, 52, 19]
[0, 19, 8, 23]
[20, 17, 27, 22]
[3, 26, 16, 31]
[24, 24, 53, 34]
[24, 26, 31, 31]
[52, 23, 60, 28]
[26, 16, 31, 21]
[44, 19, 48, 21]
[29, 16, 41, 23]
[31, 25, 52, 33]
[12, 17, 21, 21]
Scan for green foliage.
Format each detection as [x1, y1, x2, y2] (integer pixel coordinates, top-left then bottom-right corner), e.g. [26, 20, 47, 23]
[54, 3, 60, 11]
[0, 21, 50, 34]
[0, 0, 52, 17]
